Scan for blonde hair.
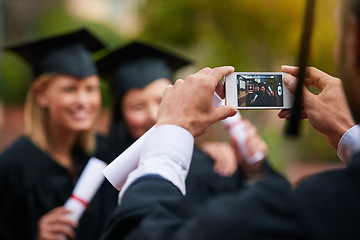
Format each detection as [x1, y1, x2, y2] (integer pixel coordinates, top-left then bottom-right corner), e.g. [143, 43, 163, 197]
[24, 74, 96, 155]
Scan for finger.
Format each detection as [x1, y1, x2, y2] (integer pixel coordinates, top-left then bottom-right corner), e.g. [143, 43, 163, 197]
[304, 67, 336, 90]
[208, 66, 235, 87]
[230, 135, 244, 162]
[47, 217, 78, 229]
[240, 120, 255, 136]
[283, 110, 308, 120]
[172, 79, 185, 87]
[46, 215, 77, 228]
[50, 207, 72, 216]
[279, 109, 306, 119]
[58, 217, 78, 228]
[283, 74, 314, 108]
[39, 208, 71, 226]
[196, 67, 212, 74]
[246, 136, 258, 156]
[241, 120, 254, 132]
[282, 66, 334, 90]
[211, 105, 237, 123]
[258, 139, 268, 157]
[161, 83, 174, 98]
[278, 109, 292, 119]
[40, 232, 67, 240]
[281, 65, 299, 76]
[283, 74, 297, 94]
[50, 224, 76, 239]
[278, 109, 307, 120]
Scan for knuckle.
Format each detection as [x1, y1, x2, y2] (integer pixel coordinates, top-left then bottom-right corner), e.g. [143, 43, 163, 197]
[306, 66, 317, 75]
[165, 84, 174, 90]
[308, 66, 316, 71]
[173, 79, 184, 85]
[332, 77, 342, 85]
[186, 73, 197, 82]
[162, 85, 173, 95]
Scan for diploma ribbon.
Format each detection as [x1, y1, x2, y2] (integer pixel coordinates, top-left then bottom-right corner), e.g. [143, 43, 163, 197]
[70, 194, 90, 210]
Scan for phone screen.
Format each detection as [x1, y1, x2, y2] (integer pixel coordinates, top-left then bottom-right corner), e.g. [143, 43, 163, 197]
[236, 74, 284, 108]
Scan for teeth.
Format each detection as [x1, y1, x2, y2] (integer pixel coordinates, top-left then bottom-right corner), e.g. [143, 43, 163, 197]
[72, 110, 90, 119]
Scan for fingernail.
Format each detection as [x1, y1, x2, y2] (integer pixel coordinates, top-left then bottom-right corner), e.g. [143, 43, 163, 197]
[285, 113, 292, 120]
[284, 74, 296, 86]
[281, 65, 295, 69]
[227, 66, 235, 71]
[232, 108, 237, 115]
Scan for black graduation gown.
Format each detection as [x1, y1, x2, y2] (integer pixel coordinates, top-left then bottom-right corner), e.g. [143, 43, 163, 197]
[184, 149, 243, 216]
[0, 136, 118, 240]
[100, 153, 360, 240]
[245, 92, 255, 106]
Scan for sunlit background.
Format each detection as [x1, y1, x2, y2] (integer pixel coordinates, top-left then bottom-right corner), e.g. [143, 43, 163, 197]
[0, 0, 342, 183]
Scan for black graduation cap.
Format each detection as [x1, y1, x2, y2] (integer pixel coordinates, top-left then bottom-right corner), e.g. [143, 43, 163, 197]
[96, 41, 192, 96]
[6, 28, 105, 79]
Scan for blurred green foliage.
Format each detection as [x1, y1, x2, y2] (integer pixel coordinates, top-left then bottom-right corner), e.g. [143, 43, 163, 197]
[139, 0, 337, 74]
[0, 0, 342, 167]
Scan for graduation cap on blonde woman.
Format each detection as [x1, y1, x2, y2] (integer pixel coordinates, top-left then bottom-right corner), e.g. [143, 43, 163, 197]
[96, 41, 192, 98]
[6, 28, 105, 79]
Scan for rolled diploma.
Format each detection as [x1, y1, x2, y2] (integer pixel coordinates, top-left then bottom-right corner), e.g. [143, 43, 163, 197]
[64, 157, 107, 222]
[213, 93, 264, 165]
[268, 86, 274, 95]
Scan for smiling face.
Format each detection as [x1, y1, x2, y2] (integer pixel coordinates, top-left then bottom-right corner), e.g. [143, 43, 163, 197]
[121, 78, 171, 139]
[36, 74, 101, 133]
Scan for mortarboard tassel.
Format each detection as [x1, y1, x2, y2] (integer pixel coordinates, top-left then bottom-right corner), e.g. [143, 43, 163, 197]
[286, 0, 316, 136]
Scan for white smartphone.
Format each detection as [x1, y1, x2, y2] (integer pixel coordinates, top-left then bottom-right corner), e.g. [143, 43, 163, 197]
[225, 72, 294, 109]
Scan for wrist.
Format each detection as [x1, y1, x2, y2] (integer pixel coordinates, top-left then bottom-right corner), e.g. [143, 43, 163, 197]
[157, 118, 195, 137]
[333, 119, 356, 148]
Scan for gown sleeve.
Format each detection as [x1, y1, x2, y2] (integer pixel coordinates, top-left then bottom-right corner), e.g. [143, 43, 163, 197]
[101, 175, 309, 240]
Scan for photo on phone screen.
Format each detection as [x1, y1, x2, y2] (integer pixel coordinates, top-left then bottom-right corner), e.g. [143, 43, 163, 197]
[225, 72, 292, 109]
[236, 74, 283, 107]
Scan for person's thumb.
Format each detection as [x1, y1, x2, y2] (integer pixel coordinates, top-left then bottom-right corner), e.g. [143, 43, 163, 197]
[283, 74, 313, 106]
[283, 74, 297, 94]
[211, 105, 237, 123]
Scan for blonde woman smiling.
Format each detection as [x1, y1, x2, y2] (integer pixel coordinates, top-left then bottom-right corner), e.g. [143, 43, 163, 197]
[0, 29, 117, 240]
